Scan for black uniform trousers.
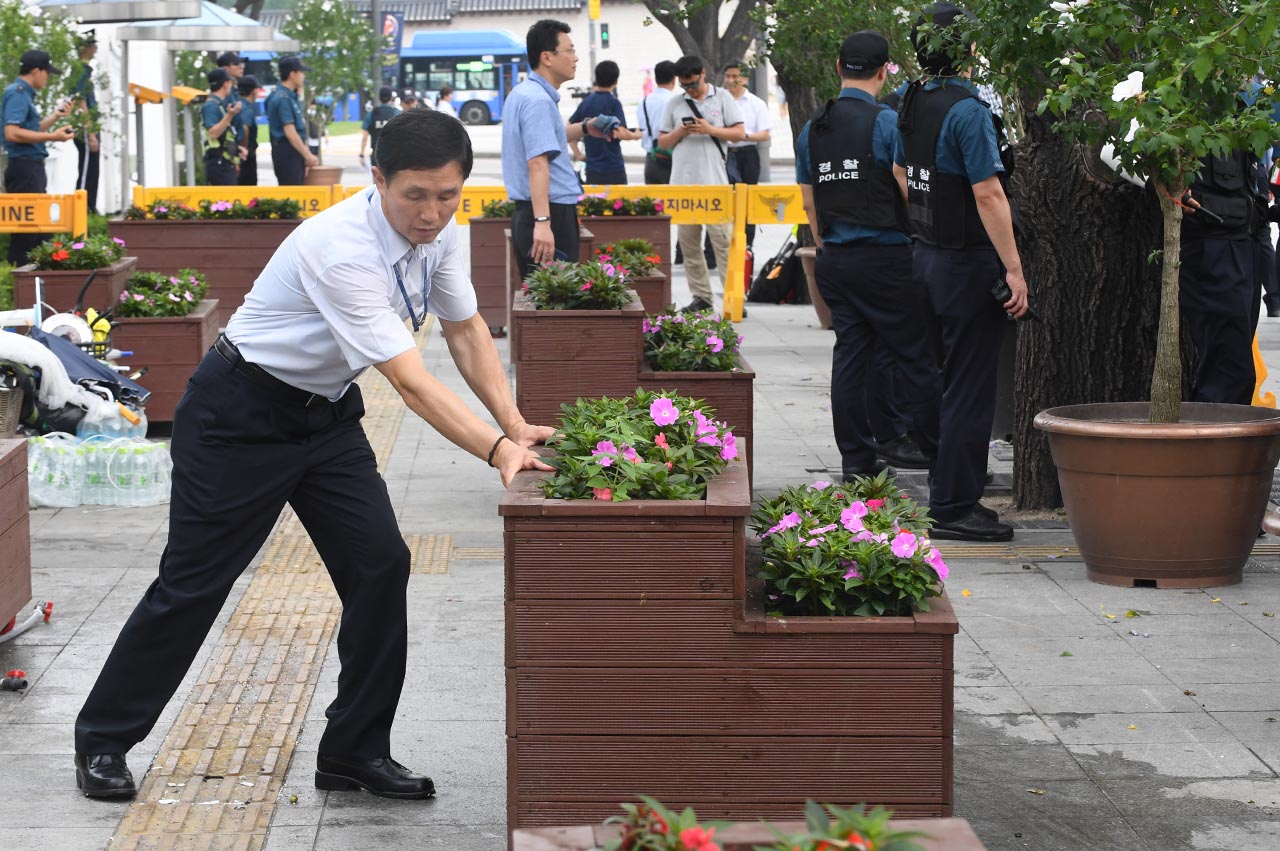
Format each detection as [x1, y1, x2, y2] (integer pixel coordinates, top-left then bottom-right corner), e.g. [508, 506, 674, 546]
[869, 347, 912, 444]
[271, 142, 306, 186]
[73, 137, 100, 213]
[1179, 236, 1262, 404]
[75, 345, 410, 759]
[205, 153, 238, 186]
[643, 153, 672, 185]
[511, 200, 579, 280]
[4, 157, 47, 266]
[816, 242, 940, 475]
[914, 244, 1005, 523]
[585, 166, 627, 185]
[728, 146, 761, 246]
[238, 148, 258, 186]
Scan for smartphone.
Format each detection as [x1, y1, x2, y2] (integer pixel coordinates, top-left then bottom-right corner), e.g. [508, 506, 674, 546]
[681, 116, 696, 126]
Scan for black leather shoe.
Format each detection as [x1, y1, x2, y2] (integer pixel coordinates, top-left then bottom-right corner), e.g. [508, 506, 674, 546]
[973, 501, 998, 521]
[75, 753, 136, 799]
[877, 435, 931, 470]
[680, 297, 714, 314]
[315, 755, 435, 799]
[842, 459, 897, 483]
[931, 509, 1014, 542]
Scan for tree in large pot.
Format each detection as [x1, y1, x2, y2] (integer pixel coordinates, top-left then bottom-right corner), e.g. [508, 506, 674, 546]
[1011, 0, 1280, 586]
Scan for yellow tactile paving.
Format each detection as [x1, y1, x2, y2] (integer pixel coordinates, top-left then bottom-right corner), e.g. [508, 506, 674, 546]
[110, 321, 434, 851]
[452, 547, 504, 560]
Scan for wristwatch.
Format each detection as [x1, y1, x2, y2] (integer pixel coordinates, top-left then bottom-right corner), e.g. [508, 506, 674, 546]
[533, 215, 550, 222]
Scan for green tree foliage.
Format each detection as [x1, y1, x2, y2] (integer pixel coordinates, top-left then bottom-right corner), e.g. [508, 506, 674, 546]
[283, 0, 380, 162]
[640, 0, 761, 82]
[0, 0, 80, 115]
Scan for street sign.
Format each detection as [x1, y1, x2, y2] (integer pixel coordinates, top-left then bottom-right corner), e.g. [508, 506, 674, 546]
[589, 0, 600, 20]
[0, 192, 88, 236]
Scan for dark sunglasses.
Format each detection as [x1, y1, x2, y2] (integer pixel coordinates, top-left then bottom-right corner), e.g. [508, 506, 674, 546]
[678, 79, 700, 90]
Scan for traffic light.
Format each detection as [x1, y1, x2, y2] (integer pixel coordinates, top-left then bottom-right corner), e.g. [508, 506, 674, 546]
[600, 23, 610, 49]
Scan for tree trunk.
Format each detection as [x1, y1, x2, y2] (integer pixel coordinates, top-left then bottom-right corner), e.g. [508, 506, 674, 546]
[1149, 179, 1186, 424]
[1009, 102, 1165, 508]
[775, 72, 819, 247]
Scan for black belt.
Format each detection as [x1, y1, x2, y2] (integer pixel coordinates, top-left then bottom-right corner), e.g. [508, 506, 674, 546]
[213, 334, 334, 407]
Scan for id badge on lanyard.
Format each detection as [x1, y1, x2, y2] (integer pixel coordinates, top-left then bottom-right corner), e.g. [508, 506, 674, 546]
[392, 258, 431, 332]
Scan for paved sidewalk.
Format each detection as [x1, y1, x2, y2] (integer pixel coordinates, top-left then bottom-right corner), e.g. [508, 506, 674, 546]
[2, 254, 1279, 851]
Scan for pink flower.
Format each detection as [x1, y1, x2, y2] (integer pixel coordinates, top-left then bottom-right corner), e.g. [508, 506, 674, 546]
[133, 293, 145, 301]
[891, 531, 918, 558]
[809, 523, 838, 535]
[184, 291, 194, 302]
[613, 199, 624, 210]
[119, 291, 129, 303]
[112, 237, 126, 246]
[764, 511, 801, 537]
[867, 499, 885, 510]
[622, 445, 640, 463]
[654, 432, 669, 450]
[840, 507, 866, 533]
[649, 397, 679, 426]
[248, 198, 258, 207]
[924, 547, 949, 581]
[580, 281, 593, 291]
[833, 491, 846, 500]
[843, 561, 861, 580]
[169, 276, 181, 284]
[845, 500, 869, 519]
[592, 439, 618, 467]
[720, 431, 737, 461]
[592, 487, 612, 501]
[810, 480, 832, 491]
[697, 433, 721, 447]
[805, 537, 824, 547]
[167, 293, 180, 302]
[654, 200, 664, 212]
[71, 241, 85, 249]
[155, 205, 168, 213]
[706, 334, 724, 353]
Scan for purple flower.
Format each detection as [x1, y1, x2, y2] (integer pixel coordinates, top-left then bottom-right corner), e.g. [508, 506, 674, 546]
[592, 439, 618, 467]
[810, 480, 832, 491]
[809, 523, 838, 535]
[649, 397, 679, 426]
[706, 334, 724, 353]
[804, 537, 824, 548]
[167, 293, 180, 302]
[184, 291, 194, 302]
[763, 511, 801, 537]
[720, 431, 737, 461]
[119, 291, 129, 303]
[112, 237, 126, 246]
[846, 500, 869, 519]
[697, 433, 721, 447]
[133, 293, 145, 301]
[924, 547, 949, 581]
[71, 241, 85, 249]
[843, 561, 861, 580]
[155, 205, 168, 213]
[891, 531, 919, 558]
[622, 445, 640, 463]
[169, 276, 181, 284]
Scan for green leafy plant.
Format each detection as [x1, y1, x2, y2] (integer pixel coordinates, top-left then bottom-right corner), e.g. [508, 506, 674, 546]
[123, 198, 301, 220]
[757, 801, 929, 851]
[27, 233, 126, 271]
[522, 259, 634, 310]
[752, 474, 947, 618]
[540, 390, 739, 502]
[478, 199, 517, 218]
[0, 0, 78, 116]
[116, 268, 208, 318]
[643, 310, 740, 372]
[595, 795, 727, 851]
[578, 194, 666, 217]
[596, 239, 661, 277]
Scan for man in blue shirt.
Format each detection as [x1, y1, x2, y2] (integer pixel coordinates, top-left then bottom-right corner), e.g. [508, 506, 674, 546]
[71, 31, 100, 213]
[3, 50, 75, 266]
[798, 31, 940, 485]
[359, 86, 400, 169]
[894, 3, 1028, 542]
[265, 56, 317, 185]
[201, 69, 243, 185]
[502, 19, 618, 277]
[569, 60, 640, 185]
[236, 75, 261, 186]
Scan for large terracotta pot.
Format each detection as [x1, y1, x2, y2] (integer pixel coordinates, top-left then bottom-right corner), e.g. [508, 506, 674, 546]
[1034, 401, 1280, 588]
[796, 246, 832, 329]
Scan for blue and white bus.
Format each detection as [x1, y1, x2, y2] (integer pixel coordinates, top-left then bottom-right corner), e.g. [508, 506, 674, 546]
[242, 30, 528, 126]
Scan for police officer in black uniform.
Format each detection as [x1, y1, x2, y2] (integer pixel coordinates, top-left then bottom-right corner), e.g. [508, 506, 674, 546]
[358, 86, 400, 168]
[1179, 148, 1272, 403]
[201, 68, 242, 186]
[895, 3, 1028, 541]
[798, 31, 941, 482]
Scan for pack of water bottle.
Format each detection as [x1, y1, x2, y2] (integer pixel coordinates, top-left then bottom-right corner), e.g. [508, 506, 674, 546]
[27, 413, 172, 508]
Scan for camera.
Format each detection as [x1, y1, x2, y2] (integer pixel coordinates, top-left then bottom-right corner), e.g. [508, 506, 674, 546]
[568, 86, 591, 99]
[991, 279, 1040, 323]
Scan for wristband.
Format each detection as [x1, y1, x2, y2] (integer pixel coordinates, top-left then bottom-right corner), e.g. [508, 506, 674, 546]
[486, 434, 510, 467]
[533, 215, 550, 223]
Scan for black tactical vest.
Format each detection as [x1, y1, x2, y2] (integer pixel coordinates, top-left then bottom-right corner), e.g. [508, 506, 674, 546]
[1183, 150, 1269, 240]
[369, 104, 399, 166]
[809, 97, 909, 236]
[899, 84, 992, 249]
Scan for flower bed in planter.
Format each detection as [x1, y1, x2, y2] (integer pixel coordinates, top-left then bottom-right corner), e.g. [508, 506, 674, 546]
[0, 439, 31, 628]
[577, 195, 671, 284]
[504, 226, 597, 353]
[12, 234, 137, 313]
[502, 398, 954, 832]
[511, 260, 644, 425]
[595, 239, 670, 314]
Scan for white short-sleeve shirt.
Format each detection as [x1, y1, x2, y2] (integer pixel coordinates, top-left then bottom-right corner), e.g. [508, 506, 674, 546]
[729, 90, 772, 149]
[224, 186, 478, 400]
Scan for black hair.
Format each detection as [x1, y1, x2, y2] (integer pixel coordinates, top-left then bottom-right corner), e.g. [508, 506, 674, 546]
[238, 75, 259, 96]
[911, 3, 975, 76]
[594, 60, 620, 88]
[674, 55, 704, 79]
[527, 19, 571, 71]
[722, 61, 747, 76]
[438, 84, 453, 98]
[376, 109, 473, 181]
[654, 60, 676, 85]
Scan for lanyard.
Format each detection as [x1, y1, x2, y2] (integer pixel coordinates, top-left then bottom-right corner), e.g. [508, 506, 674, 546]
[392, 254, 430, 332]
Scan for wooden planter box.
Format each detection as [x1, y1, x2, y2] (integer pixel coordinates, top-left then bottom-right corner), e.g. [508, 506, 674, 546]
[107, 219, 301, 328]
[504, 227, 597, 359]
[580, 214, 673, 285]
[501, 461, 957, 833]
[627, 271, 670, 315]
[111, 300, 221, 423]
[637, 354, 754, 482]
[12, 257, 137, 315]
[470, 217, 513, 334]
[514, 817, 987, 851]
[0, 439, 31, 628]
[511, 290, 644, 425]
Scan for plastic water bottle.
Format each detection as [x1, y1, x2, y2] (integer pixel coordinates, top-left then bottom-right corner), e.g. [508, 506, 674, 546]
[80, 437, 107, 505]
[127, 409, 149, 440]
[27, 437, 51, 507]
[28, 434, 84, 507]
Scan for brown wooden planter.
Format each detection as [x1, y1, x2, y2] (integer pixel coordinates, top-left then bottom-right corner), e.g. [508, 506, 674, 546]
[626, 271, 670, 314]
[513, 817, 987, 851]
[580, 214, 672, 284]
[107, 219, 301, 328]
[112, 300, 220, 423]
[0, 439, 31, 627]
[501, 460, 957, 833]
[637, 354, 754, 482]
[470, 216, 512, 334]
[11, 257, 137, 315]
[504, 227, 598, 358]
[511, 290, 644, 425]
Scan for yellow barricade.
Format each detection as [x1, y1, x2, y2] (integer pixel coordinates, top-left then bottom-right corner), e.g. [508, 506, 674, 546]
[0, 190, 89, 237]
[131, 185, 334, 218]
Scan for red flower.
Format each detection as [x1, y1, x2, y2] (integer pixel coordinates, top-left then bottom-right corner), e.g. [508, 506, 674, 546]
[654, 432, 669, 450]
[50, 249, 70, 262]
[680, 826, 719, 851]
[592, 487, 612, 501]
[651, 811, 669, 834]
[867, 498, 884, 510]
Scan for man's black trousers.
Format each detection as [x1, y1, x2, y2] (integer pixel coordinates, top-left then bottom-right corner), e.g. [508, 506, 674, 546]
[914, 244, 1004, 523]
[75, 346, 411, 759]
[644, 154, 672, 185]
[205, 153, 238, 186]
[238, 149, 258, 186]
[73, 137, 100, 213]
[271, 143, 306, 186]
[511, 200, 579, 280]
[1179, 236, 1263, 405]
[816, 242, 940, 476]
[4, 157, 47, 266]
[585, 166, 627, 185]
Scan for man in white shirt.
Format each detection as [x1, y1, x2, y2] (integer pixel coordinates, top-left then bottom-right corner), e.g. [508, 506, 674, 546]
[723, 62, 772, 247]
[435, 84, 457, 118]
[73, 109, 553, 802]
[636, 59, 676, 184]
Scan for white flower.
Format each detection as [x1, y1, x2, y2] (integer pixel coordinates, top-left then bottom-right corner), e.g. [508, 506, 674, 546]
[1060, 57, 1072, 66]
[1112, 71, 1144, 101]
[1049, 1, 1071, 10]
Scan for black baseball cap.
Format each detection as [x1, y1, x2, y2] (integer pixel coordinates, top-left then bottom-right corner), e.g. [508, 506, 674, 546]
[207, 68, 230, 89]
[20, 50, 61, 75]
[839, 30, 890, 73]
[401, 89, 418, 102]
[238, 74, 259, 96]
[278, 56, 310, 76]
[216, 52, 244, 67]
